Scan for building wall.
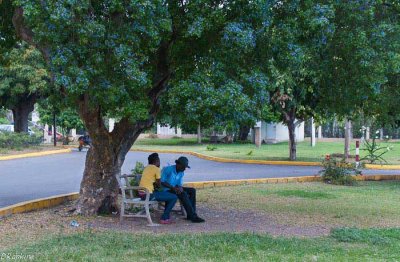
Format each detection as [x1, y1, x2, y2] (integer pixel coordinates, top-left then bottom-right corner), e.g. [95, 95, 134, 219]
[260, 121, 305, 143]
[156, 124, 182, 137]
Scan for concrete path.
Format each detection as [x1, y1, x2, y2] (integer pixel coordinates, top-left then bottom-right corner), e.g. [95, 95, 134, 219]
[0, 150, 399, 208]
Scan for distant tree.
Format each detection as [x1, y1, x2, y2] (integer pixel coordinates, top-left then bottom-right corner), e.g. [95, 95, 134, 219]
[257, 1, 335, 160]
[0, 43, 48, 132]
[37, 102, 84, 145]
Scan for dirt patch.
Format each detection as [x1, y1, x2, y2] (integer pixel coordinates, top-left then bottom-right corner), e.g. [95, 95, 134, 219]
[0, 200, 330, 250]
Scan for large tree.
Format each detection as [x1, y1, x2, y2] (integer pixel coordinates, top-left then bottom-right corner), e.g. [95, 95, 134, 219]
[316, 1, 400, 156]
[0, 43, 48, 132]
[11, 0, 248, 215]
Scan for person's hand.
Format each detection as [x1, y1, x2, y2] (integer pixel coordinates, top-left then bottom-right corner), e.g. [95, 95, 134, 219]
[173, 186, 182, 194]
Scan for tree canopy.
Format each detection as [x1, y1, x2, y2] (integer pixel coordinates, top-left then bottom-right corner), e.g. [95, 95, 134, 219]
[3, 0, 399, 215]
[10, 0, 258, 214]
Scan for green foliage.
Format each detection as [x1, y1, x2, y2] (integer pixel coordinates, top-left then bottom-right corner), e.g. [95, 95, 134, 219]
[319, 156, 360, 186]
[0, 131, 41, 149]
[206, 145, 217, 151]
[13, 0, 244, 124]
[37, 104, 84, 142]
[361, 135, 394, 164]
[0, 0, 17, 56]
[0, 43, 48, 109]
[129, 161, 145, 186]
[131, 161, 145, 175]
[0, 117, 8, 124]
[318, 1, 400, 122]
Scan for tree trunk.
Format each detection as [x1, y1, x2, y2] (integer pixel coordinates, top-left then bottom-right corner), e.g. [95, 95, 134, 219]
[63, 128, 71, 145]
[238, 125, 250, 141]
[197, 123, 202, 144]
[76, 145, 122, 215]
[75, 117, 143, 216]
[310, 117, 316, 147]
[11, 94, 36, 133]
[284, 110, 297, 161]
[344, 119, 352, 160]
[317, 126, 322, 139]
[288, 121, 297, 161]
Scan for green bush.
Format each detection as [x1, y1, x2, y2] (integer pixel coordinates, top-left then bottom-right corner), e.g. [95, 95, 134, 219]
[319, 155, 361, 186]
[0, 117, 9, 124]
[0, 131, 42, 150]
[129, 161, 145, 186]
[206, 145, 217, 151]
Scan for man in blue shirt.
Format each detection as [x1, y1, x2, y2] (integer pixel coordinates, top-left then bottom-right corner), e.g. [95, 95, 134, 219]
[161, 156, 205, 223]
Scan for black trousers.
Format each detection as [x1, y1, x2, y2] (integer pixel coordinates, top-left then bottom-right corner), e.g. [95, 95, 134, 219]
[169, 187, 197, 219]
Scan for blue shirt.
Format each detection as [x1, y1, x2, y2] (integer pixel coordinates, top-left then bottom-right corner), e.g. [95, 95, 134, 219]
[161, 165, 184, 190]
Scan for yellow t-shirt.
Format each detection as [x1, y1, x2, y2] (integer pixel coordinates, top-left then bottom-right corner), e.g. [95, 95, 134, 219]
[139, 165, 161, 193]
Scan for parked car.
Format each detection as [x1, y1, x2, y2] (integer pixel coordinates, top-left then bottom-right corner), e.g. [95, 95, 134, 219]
[0, 124, 14, 132]
[0, 124, 35, 136]
[48, 131, 63, 140]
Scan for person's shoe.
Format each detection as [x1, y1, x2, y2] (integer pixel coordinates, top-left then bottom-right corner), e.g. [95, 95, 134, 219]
[190, 216, 205, 223]
[160, 219, 175, 224]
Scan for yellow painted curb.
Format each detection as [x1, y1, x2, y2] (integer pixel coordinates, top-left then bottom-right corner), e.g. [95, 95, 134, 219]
[0, 148, 72, 161]
[131, 148, 321, 167]
[182, 176, 322, 189]
[0, 192, 79, 218]
[365, 164, 400, 170]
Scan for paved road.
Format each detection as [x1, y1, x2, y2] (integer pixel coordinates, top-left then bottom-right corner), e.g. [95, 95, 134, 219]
[1, 150, 399, 208]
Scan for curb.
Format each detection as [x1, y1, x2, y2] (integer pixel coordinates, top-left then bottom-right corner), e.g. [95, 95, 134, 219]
[364, 164, 400, 170]
[184, 174, 400, 188]
[0, 192, 79, 218]
[0, 148, 72, 161]
[2, 174, 400, 218]
[131, 148, 321, 166]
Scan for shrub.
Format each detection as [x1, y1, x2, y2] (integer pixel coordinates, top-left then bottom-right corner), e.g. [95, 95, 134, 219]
[361, 135, 393, 164]
[0, 131, 42, 150]
[129, 161, 145, 186]
[319, 155, 361, 186]
[206, 145, 217, 151]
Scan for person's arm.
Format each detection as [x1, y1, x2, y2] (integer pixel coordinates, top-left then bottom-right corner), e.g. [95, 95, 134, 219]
[154, 168, 162, 190]
[160, 167, 180, 193]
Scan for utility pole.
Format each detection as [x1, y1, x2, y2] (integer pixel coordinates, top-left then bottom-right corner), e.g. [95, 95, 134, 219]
[53, 112, 57, 147]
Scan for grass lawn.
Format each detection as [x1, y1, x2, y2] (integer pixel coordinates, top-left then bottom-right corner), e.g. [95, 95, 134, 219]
[2, 229, 400, 261]
[2, 181, 400, 261]
[199, 181, 400, 228]
[133, 137, 400, 164]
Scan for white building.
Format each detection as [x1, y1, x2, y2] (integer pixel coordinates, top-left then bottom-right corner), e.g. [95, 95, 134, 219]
[156, 124, 182, 137]
[253, 121, 305, 144]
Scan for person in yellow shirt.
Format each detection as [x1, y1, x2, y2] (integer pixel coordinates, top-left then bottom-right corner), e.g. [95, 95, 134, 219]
[139, 153, 177, 224]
